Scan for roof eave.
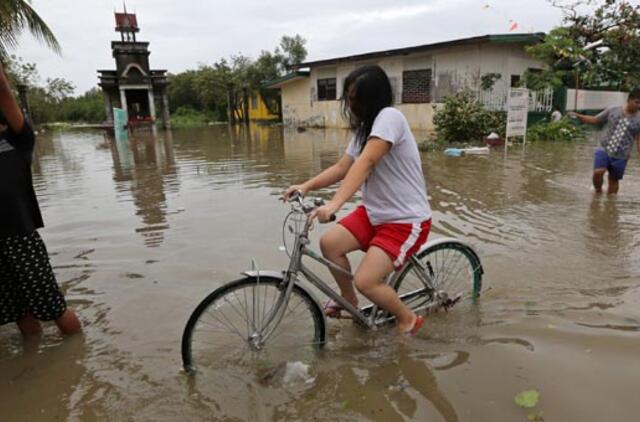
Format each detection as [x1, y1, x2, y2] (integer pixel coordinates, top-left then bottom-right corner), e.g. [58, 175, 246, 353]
[294, 33, 545, 69]
[264, 71, 310, 89]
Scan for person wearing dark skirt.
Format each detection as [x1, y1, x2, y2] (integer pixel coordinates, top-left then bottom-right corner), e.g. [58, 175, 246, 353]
[0, 60, 81, 335]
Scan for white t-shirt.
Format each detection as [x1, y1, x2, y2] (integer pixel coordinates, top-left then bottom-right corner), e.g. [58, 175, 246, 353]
[345, 107, 432, 226]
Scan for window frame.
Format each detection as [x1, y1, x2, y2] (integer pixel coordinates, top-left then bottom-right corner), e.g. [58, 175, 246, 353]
[317, 78, 337, 101]
[401, 69, 432, 104]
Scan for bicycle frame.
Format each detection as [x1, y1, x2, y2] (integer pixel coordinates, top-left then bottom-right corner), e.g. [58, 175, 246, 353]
[256, 206, 438, 343]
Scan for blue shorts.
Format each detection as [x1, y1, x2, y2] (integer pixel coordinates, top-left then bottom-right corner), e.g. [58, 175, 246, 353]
[594, 148, 628, 181]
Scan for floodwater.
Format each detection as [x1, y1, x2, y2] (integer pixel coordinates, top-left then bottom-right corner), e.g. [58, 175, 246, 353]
[1, 124, 639, 421]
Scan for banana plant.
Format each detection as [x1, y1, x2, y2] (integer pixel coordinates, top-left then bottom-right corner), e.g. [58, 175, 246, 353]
[0, 0, 60, 60]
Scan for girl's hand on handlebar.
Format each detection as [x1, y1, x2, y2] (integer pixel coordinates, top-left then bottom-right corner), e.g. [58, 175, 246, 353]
[309, 200, 339, 223]
[282, 184, 308, 201]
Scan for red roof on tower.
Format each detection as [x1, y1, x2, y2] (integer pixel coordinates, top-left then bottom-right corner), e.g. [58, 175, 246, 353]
[115, 12, 139, 32]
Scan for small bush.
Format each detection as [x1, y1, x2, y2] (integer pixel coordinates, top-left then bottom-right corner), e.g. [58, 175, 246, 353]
[171, 107, 219, 127]
[433, 91, 506, 143]
[417, 134, 448, 152]
[527, 118, 584, 142]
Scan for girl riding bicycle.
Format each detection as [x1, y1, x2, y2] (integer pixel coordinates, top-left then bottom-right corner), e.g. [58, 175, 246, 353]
[284, 65, 432, 335]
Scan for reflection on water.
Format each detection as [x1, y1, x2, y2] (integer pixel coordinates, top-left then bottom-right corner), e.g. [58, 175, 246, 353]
[109, 130, 178, 247]
[1, 125, 640, 421]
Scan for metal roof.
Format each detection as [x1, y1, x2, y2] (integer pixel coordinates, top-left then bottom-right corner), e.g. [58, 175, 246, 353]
[264, 70, 310, 89]
[294, 33, 545, 69]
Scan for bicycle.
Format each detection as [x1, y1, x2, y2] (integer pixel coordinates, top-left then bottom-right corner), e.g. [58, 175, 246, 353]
[181, 192, 484, 373]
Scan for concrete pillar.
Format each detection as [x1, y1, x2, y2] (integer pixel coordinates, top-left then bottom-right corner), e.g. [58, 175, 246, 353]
[103, 91, 114, 124]
[119, 88, 128, 118]
[161, 90, 171, 130]
[147, 86, 157, 122]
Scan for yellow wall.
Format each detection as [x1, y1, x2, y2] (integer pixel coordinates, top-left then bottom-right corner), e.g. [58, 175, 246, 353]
[249, 91, 279, 121]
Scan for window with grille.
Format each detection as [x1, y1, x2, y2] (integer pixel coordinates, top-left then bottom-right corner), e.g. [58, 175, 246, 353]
[402, 69, 432, 103]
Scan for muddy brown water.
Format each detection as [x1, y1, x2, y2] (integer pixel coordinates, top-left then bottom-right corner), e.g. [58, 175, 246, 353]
[1, 125, 639, 421]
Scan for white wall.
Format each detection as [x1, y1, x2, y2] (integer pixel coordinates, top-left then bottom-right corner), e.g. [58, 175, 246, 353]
[281, 42, 545, 131]
[431, 44, 543, 100]
[566, 89, 628, 111]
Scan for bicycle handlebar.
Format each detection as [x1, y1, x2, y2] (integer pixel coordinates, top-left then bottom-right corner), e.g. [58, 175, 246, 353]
[287, 191, 336, 223]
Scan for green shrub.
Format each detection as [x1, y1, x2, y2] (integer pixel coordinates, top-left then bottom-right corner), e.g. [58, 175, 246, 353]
[527, 118, 584, 142]
[433, 91, 506, 143]
[171, 107, 219, 127]
[416, 132, 451, 152]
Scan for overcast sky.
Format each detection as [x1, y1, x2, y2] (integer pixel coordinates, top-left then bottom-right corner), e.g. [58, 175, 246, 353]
[14, 0, 566, 94]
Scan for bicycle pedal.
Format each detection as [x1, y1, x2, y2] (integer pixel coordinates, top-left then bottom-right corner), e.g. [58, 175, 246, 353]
[442, 294, 462, 310]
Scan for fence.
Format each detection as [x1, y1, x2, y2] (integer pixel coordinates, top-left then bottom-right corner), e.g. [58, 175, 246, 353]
[476, 87, 553, 113]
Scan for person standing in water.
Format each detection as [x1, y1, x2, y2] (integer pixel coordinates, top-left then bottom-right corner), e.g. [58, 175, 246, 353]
[570, 89, 640, 194]
[283, 65, 431, 335]
[0, 60, 81, 336]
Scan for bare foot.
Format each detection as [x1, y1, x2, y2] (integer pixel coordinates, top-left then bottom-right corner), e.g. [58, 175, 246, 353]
[55, 309, 82, 335]
[17, 313, 42, 336]
[397, 312, 417, 333]
[324, 297, 359, 318]
[398, 314, 426, 336]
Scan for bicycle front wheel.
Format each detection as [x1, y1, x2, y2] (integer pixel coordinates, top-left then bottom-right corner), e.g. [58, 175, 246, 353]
[393, 240, 483, 314]
[181, 276, 326, 373]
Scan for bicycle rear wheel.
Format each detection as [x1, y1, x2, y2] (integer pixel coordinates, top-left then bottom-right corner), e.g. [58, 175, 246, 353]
[181, 276, 326, 373]
[395, 240, 483, 310]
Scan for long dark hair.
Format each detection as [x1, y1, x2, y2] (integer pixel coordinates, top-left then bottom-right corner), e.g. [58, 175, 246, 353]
[342, 65, 393, 152]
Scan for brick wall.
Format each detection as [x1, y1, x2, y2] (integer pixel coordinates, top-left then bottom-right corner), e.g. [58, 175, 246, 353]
[402, 69, 432, 103]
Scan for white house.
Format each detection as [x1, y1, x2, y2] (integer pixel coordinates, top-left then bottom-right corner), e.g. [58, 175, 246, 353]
[267, 33, 547, 131]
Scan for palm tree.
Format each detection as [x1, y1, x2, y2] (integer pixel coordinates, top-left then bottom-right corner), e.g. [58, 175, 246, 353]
[0, 0, 60, 59]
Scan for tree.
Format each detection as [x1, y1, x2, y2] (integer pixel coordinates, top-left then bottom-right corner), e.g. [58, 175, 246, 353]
[3, 55, 104, 123]
[525, 0, 640, 90]
[277, 34, 307, 71]
[166, 34, 308, 122]
[55, 88, 105, 123]
[46, 77, 74, 101]
[0, 0, 60, 60]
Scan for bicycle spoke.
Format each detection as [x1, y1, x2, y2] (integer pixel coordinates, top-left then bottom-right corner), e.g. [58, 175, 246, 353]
[222, 295, 252, 337]
[200, 310, 244, 338]
[206, 303, 246, 340]
[233, 288, 254, 334]
[260, 280, 270, 332]
[266, 298, 310, 336]
[378, 242, 481, 326]
[184, 278, 325, 372]
[262, 294, 309, 342]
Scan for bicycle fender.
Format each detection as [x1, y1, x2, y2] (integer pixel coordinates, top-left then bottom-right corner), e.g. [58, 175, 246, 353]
[241, 270, 286, 280]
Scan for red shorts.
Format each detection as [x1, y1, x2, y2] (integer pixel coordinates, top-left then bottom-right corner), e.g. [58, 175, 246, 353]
[339, 206, 431, 269]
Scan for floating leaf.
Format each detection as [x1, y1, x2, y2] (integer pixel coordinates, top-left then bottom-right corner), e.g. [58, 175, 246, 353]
[528, 411, 544, 421]
[340, 400, 350, 409]
[515, 389, 540, 408]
